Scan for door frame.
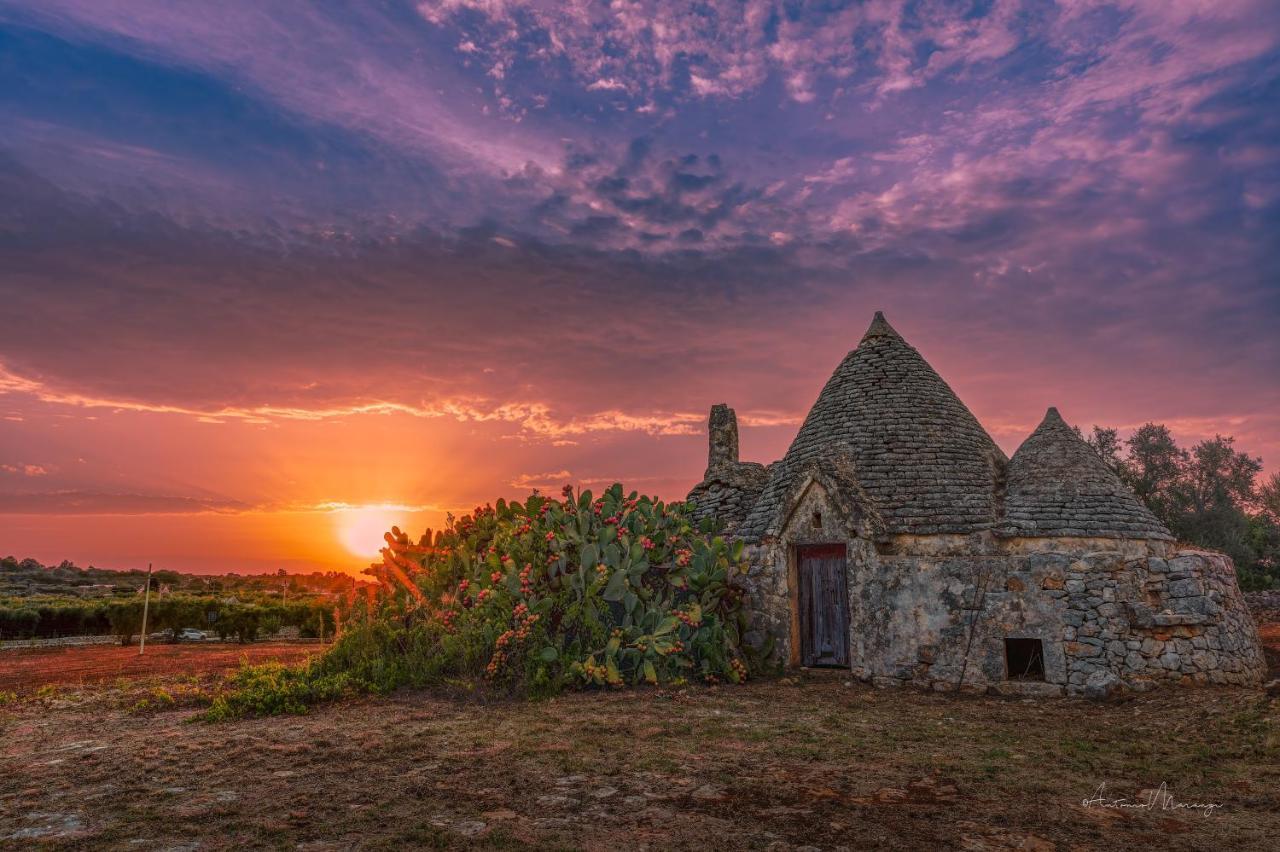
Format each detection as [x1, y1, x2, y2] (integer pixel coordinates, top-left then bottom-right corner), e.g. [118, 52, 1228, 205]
[788, 542, 850, 668]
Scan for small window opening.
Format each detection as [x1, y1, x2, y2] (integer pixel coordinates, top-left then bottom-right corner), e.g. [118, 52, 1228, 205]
[811, 511, 823, 530]
[1004, 638, 1045, 681]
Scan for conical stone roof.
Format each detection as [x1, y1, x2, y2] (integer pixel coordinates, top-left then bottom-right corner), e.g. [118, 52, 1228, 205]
[739, 312, 1007, 541]
[999, 408, 1173, 540]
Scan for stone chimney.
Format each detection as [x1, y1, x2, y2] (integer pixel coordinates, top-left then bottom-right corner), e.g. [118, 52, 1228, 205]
[707, 403, 739, 475]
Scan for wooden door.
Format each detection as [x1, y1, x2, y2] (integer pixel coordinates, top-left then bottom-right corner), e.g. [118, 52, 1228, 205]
[797, 544, 850, 667]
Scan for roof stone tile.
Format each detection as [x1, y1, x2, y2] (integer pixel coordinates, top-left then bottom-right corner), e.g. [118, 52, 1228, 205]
[737, 312, 1007, 540]
[997, 407, 1173, 540]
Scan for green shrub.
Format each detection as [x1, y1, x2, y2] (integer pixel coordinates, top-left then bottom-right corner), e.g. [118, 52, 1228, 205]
[203, 662, 360, 720]
[0, 606, 41, 639]
[210, 483, 760, 717]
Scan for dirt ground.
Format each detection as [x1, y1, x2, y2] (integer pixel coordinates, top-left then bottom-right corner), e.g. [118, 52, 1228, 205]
[1258, 622, 1280, 676]
[0, 641, 323, 694]
[0, 630, 1275, 851]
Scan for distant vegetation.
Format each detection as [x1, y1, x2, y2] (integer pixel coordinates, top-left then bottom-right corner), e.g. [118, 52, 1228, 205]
[0, 557, 364, 599]
[1079, 424, 1280, 590]
[206, 485, 758, 718]
[0, 558, 363, 642]
[0, 594, 335, 644]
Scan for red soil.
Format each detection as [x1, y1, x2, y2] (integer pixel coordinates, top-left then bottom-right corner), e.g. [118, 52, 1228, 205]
[1258, 621, 1280, 679]
[0, 641, 321, 693]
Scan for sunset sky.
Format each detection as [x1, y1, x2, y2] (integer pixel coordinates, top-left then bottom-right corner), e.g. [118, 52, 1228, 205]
[1, 1, 1278, 575]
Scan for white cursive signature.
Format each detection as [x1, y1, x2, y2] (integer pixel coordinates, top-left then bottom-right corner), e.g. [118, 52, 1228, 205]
[1082, 782, 1222, 817]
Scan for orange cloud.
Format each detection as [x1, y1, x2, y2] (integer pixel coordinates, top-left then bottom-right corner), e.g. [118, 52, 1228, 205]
[0, 363, 705, 438]
[0, 463, 49, 477]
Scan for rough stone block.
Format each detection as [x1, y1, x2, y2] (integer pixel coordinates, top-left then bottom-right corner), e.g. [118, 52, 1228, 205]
[1191, 650, 1218, 670]
[1084, 669, 1124, 700]
[1066, 641, 1102, 657]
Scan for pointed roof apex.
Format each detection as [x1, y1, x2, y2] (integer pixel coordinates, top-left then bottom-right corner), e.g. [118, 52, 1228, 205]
[860, 310, 901, 343]
[1000, 406, 1173, 541]
[740, 310, 1006, 540]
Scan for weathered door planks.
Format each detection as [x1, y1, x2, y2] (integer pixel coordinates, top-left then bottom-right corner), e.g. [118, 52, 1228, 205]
[797, 544, 850, 667]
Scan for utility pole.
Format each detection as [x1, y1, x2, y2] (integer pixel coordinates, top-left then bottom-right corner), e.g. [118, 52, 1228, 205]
[139, 562, 153, 656]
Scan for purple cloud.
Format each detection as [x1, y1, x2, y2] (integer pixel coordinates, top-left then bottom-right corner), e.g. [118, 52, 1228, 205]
[0, 0, 1277, 574]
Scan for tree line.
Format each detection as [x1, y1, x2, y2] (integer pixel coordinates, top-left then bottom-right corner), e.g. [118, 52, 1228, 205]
[1080, 423, 1279, 590]
[0, 556, 366, 599]
[0, 594, 335, 644]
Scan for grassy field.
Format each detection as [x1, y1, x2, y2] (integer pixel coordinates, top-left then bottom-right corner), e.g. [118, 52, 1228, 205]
[0, 662, 1276, 851]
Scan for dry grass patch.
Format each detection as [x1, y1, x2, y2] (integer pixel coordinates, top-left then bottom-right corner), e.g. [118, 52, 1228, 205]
[0, 668, 1276, 850]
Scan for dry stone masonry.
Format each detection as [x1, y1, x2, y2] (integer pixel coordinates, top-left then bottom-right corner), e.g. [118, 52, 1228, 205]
[999, 408, 1171, 540]
[686, 404, 770, 532]
[689, 312, 1266, 697]
[740, 312, 1006, 540]
[1246, 589, 1280, 624]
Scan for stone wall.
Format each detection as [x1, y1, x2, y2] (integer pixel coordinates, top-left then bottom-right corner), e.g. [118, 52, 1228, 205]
[686, 404, 772, 533]
[741, 533, 1266, 696]
[1245, 590, 1280, 623]
[1054, 549, 1265, 692]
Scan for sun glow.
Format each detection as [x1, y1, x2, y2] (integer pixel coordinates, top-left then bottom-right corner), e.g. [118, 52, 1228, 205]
[335, 505, 407, 558]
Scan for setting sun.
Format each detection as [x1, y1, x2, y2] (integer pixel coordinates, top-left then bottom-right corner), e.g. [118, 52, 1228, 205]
[335, 505, 408, 559]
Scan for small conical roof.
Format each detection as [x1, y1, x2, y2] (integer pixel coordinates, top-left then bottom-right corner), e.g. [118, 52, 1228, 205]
[740, 312, 1007, 540]
[999, 408, 1172, 540]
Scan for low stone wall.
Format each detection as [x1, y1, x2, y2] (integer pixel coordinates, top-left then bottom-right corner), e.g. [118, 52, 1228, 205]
[1245, 590, 1280, 623]
[0, 635, 119, 651]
